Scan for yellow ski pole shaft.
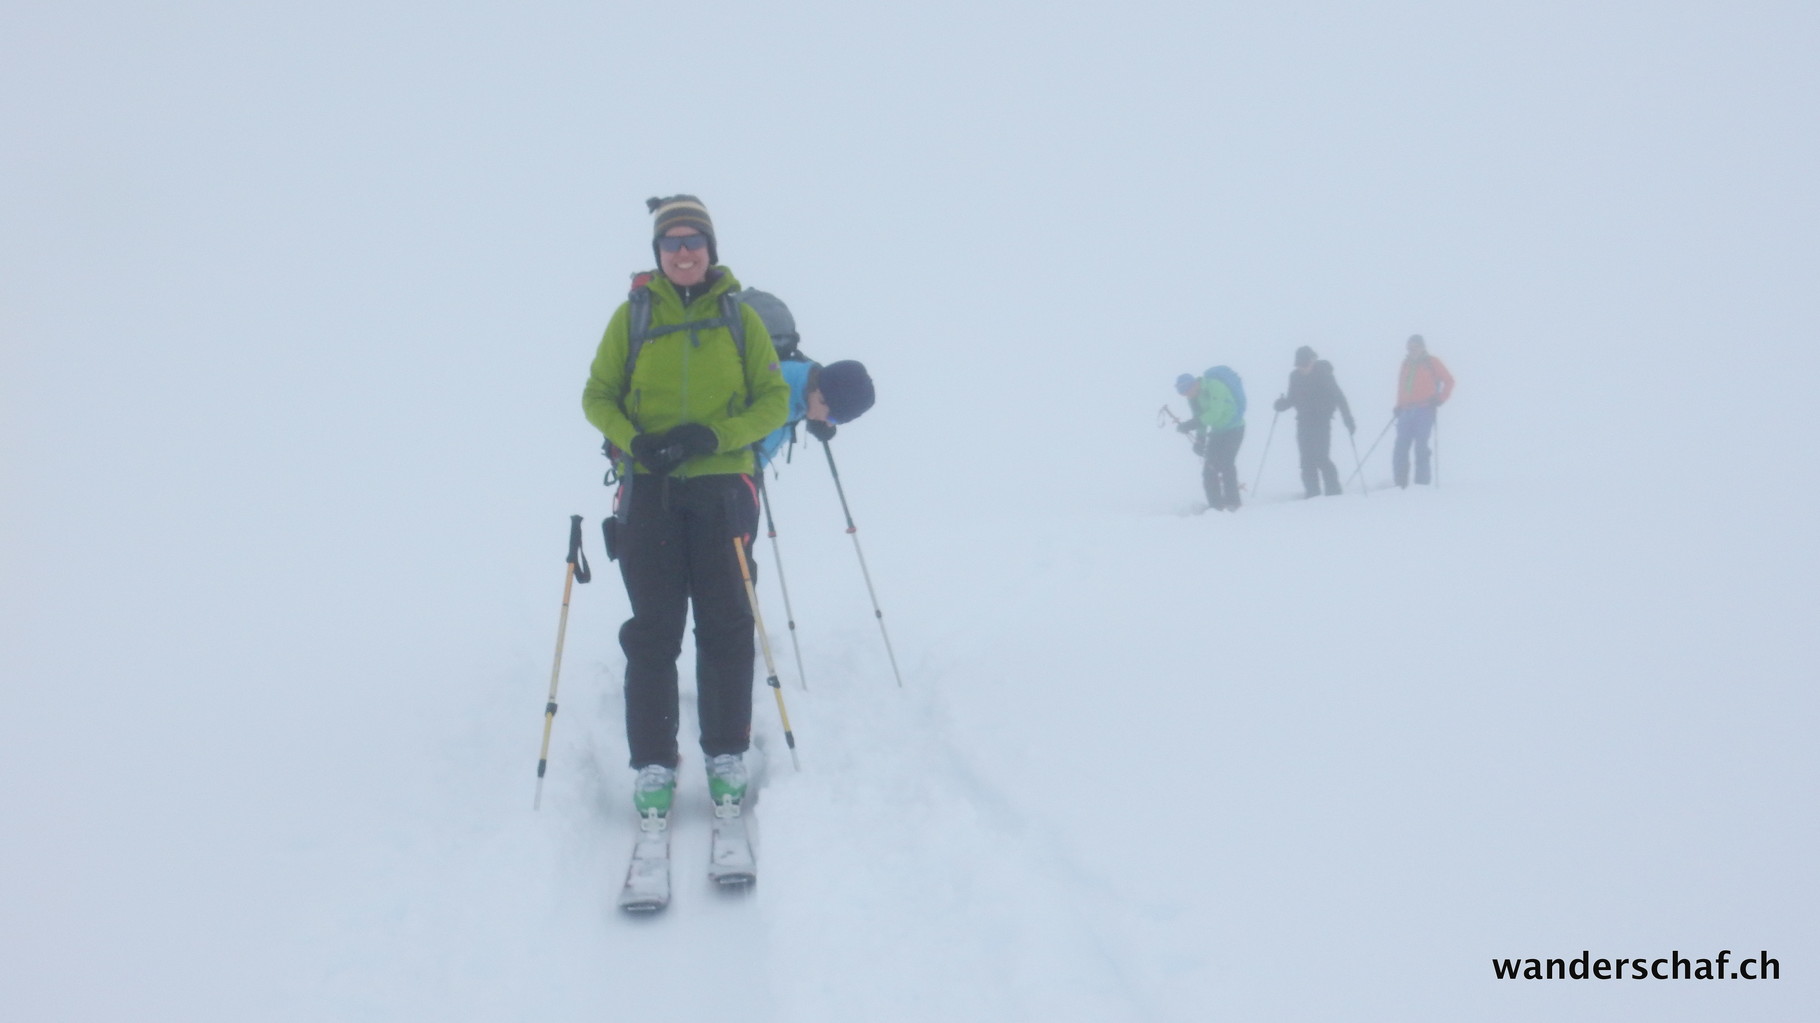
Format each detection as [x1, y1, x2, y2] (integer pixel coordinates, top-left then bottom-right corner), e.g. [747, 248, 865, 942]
[534, 515, 591, 809]
[734, 535, 800, 772]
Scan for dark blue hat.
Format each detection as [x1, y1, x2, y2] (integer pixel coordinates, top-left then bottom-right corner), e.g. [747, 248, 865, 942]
[818, 361, 875, 424]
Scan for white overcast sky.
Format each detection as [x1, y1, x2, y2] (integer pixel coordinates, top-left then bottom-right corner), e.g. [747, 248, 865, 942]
[5, 2, 1816, 518]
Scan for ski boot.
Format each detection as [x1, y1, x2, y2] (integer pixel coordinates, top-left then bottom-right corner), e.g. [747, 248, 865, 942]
[632, 764, 676, 832]
[705, 753, 747, 819]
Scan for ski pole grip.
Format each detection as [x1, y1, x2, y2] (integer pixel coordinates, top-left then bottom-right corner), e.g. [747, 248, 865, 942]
[567, 514, 592, 583]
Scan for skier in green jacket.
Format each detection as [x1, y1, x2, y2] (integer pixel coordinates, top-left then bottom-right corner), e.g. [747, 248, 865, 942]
[582, 195, 790, 828]
[1174, 367, 1247, 511]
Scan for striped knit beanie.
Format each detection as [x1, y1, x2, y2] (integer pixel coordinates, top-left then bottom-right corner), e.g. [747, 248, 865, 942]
[646, 195, 718, 264]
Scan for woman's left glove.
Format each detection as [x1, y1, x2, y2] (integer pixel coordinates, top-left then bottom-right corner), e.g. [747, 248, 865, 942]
[666, 423, 719, 458]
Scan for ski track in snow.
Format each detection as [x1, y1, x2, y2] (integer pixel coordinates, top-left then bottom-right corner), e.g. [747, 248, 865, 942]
[751, 663, 1153, 1023]
[332, 599, 1152, 1023]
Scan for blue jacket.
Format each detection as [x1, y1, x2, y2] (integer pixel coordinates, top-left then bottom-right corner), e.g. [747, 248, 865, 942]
[755, 360, 815, 469]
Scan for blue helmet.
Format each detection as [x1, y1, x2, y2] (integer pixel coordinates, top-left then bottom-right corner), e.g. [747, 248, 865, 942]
[1174, 373, 1197, 395]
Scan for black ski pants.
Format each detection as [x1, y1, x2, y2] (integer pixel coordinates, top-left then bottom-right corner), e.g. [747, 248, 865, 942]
[1295, 417, 1342, 497]
[1201, 425, 1246, 510]
[615, 473, 760, 770]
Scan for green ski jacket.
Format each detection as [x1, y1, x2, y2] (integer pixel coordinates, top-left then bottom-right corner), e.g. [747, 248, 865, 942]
[1191, 377, 1240, 433]
[582, 268, 790, 478]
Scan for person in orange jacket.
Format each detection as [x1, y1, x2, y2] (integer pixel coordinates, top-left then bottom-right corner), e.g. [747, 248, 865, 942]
[1392, 334, 1454, 487]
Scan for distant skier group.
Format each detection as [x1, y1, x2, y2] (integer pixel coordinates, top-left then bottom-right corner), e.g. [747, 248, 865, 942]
[1172, 335, 1455, 510]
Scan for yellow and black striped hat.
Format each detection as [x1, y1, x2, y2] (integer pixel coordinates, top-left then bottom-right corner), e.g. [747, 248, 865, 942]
[646, 194, 717, 264]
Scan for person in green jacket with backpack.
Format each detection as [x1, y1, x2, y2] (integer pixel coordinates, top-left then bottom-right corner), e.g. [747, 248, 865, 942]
[581, 195, 790, 827]
[1175, 367, 1247, 511]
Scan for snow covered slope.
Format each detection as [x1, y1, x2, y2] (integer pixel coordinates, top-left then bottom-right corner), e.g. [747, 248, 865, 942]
[40, 452, 1794, 1023]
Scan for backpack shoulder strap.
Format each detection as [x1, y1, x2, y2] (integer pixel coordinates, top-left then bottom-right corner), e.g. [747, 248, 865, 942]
[719, 292, 747, 360]
[622, 281, 748, 382]
[624, 285, 655, 381]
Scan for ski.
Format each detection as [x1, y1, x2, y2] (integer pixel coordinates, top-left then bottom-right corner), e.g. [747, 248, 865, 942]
[617, 823, 671, 913]
[708, 809, 757, 886]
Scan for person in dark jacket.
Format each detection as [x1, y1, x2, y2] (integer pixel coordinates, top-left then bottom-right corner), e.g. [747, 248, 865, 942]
[1272, 345, 1355, 498]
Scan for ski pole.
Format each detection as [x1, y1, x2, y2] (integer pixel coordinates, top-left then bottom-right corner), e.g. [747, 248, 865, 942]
[822, 439, 905, 688]
[1250, 408, 1280, 498]
[1348, 428, 1370, 497]
[534, 515, 591, 810]
[733, 535, 801, 772]
[1158, 404, 1200, 453]
[758, 478, 808, 690]
[1344, 414, 1398, 490]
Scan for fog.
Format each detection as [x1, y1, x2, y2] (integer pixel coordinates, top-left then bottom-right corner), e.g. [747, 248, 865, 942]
[4, 4, 1816, 1020]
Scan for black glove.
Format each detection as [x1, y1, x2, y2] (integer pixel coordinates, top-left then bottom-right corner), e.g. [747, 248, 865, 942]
[1176, 421, 1196, 435]
[1192, 437, 1207, 457]
[1428, 397, 1442, 408]
[666, 423, 719, 458]
[805, 419, 837, 442]
[1392, 406, 1402, 419]
[1273, 395, 1291, 413]
[630, 432, 683, 475]
[1344, 416, 1357, 436]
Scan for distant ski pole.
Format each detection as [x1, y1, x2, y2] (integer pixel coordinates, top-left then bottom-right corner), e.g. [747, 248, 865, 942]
[733, 535, 801, 772]
[1348, 429, 1370, 497]
[1157, 404, 1199, 453]
[534, 515, 591, 810]
[1344, 414, 1398, 490]
[822, 439, 905, 688]
[757, 480, 807, 690]
[1251, 408, 1280, 498]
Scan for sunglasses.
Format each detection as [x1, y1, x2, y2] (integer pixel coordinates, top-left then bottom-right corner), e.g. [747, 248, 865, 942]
[657, 234, 709, 253]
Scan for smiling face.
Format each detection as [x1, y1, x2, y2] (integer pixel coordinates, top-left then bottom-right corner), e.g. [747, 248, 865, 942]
[658, 226, 710, 287]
